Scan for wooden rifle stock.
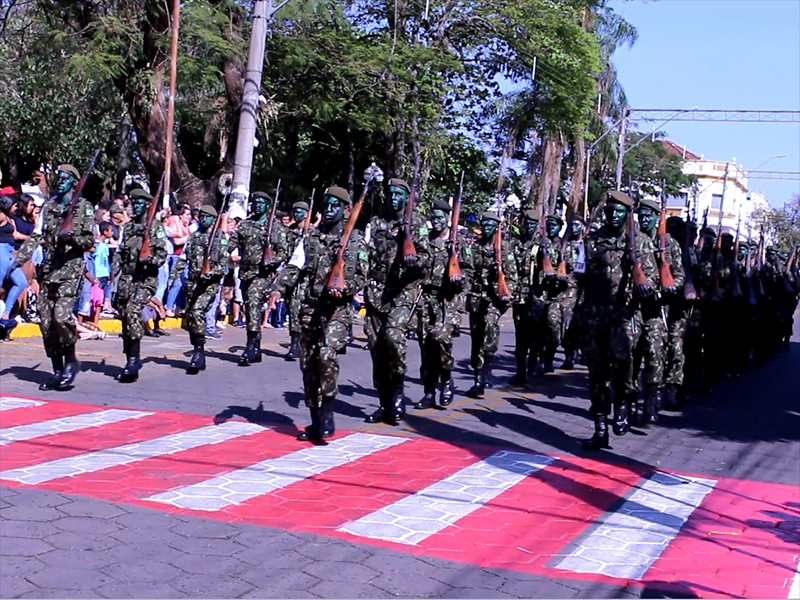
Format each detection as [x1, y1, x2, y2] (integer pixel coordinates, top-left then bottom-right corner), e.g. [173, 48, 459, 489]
[494, 218, 511, 300]
[402, 185, 417, 259]
[682, 219, 698, 300]
[657, 199, 675, 289]
[556, 204, 573, 279]
[325, 177, 374, 292]
[539, 203, 555, 276]
[627, 209, 649, 288]
[58, 148, 102, 235]
[731, 216, 743, 298]
[262, 180, 281, 265]
[447, 172, 465, 282]
[138, 175, 165, 261]
[200, 194, 231, 276]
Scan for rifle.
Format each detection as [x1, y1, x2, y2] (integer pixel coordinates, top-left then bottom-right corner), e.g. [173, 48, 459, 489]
[626, 207, 650, 292]
[447, 172, 465, 283]
[786, 244, 798, 293]
[58, 148, 102, 235]
[745, 225, 757, 306]
[138, 174, 165, 261]
[495, 211, 511, 301]
[539, 199, 556, 277]
[754, 228, 767, 297]
[657, 196, 675, 290]
[302, 188, 315, 236]
[696, 208, 709, 254]
[200, 193, 231, 277]
[556, 203, 573, 279]
[682, 216, 698, 301]
[262, 180, 281, 265]
[402, 182, 417, 260]
[731, 210, 743, 299]
[325, 171, 378, 293]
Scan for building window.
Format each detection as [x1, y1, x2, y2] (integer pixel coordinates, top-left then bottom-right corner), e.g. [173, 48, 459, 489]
[711, 194, 722, 209]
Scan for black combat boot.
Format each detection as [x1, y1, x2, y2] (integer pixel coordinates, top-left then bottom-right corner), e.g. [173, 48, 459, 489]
[365, 384, 387, 423]
[319, 395, 335, 439]
[297, 404, 324, 443]
[56, 345, 80, 391]
[561, 350, 575, 371]
[662, 384, 679, 411]
[439, 370, 455, 407]
[187, 334, 206, 374]
[612, 400, 630, 436]
[543, 347, 556, 373]
[252, 335, 262, 363]
[238, 331, 257, 366]
[414, 383, 436, 410]
[117, 339, 141, 383]
[509, 355, 527, 386]
[284, 332, 300, 361]
[39, 353, 64, 391]
[466, 369, 485, 398]
[452, 324, 461, 338]
[385, 377, 406, 425]
[583, 415, 610, 450]
[643, 386, 659, 425]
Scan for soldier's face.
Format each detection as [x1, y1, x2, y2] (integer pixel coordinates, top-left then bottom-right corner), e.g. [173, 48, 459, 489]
[605, 202, 629, 229]
[524, 218, 538, 235]
[480, 218, 497, 238]
[637, 207, 657, 232]
[569, 221, 584, 238]
[291, 208, 307, 224]
[766, 249, 777, 261]
[430, 209, 448, 234]
[323, 196, 344, 224]
[56, 170, 76, 196]
[388, 186, 408, 213]
[131, 198, 148, 218]
[738, 245, 749, 261]
[721, 236, 734, 253]
[250, 197, 268, 217]
[199, 212, 216, 229]
[545, 218, 561, 238]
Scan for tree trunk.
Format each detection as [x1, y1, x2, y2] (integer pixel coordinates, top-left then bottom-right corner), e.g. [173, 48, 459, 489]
[569, 135, 586, 211]
[538, 132, 566, 215]
[522, 130, 539, 207]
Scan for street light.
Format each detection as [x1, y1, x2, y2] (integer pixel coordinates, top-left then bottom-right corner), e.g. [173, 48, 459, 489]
[747, 154, 787, 175]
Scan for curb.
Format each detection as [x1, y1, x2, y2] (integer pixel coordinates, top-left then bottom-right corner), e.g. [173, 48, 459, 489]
[9, 317, 184, 340]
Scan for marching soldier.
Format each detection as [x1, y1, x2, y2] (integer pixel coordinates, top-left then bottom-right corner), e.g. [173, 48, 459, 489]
[363, 178, 431, 426]
[664, 216, 694, 408]
[582, 191, 657, 450]
[269, 187, 368, 443]
[413, 198, 473, 410]
[113, 189, 168, 383]
[465, 211, 517, 398]
[283, 200, 310, 361]
[509, 207, 541, 385]
[17, 164, 95, 391]
[538, 213, 567, 374]
[560, 216, 586, 370]
[179, 205, 230, 374]
[228, 191, 287, 366]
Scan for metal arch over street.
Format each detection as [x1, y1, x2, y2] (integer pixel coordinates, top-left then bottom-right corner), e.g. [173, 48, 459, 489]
[629, 109, 800, 123]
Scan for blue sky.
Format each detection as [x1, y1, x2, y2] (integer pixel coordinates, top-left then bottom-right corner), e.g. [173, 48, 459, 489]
[609, 0, 800, 207]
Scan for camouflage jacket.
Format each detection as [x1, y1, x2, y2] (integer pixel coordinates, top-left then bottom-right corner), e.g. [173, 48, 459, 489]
[177, 230, 230, 282]
[421, 232, 474, 299]
[112, 219, 168, 285]
[583, 225, 658, 310]
[647, 230, 686, 293]
[365, 213, 432, 312]
[510, 233, 541, 304]
[273, 223, 368, 308]
[17, 196, 95, 284]
[468, 235, 517, 302]
[228, 218, 288, 281]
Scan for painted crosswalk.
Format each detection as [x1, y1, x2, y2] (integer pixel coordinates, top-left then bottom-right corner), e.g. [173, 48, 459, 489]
[1, 394, 798, 600]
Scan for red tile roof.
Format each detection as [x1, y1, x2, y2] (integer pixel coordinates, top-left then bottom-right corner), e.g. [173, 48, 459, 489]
[661, 140, 702, 161]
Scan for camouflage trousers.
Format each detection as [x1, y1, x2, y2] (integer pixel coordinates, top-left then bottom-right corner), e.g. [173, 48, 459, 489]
[512, 302, 536, 365]
[468, 295, 506, 371]
[583, 305, 633, 417]
[561, 287, 581, 353]
[543, 297, 565, 354]
[116, 276, 157, 342]
[241, 275, 270, 335]
[416, 292, 455, 387]
[364, 302, 413, 390]
[449, 291, 466, 330]
[288, 286, 303, 336]
[630, 304, 667, 390]
[184, 278, 222, 337]
[38, 279, 82, 354]
[683, 303, 703, 392]
[663, 303, 688, 386]
[299, 304, 351, 406]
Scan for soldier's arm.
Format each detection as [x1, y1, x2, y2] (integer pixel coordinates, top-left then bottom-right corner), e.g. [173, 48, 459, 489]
[271, 265, 299, 297]
[503, 240, 518, 296]
[150, 223, 169, 269]
[640, 235, 659, 288]
[667, 235, 685, 290]
[347, 237, 370, 296]
[412, 219, 432, 276]
[268, 226, 289, 268]
[16, 234, 42, 265]
[459, 236, 475, 286]
[72, 200, 96, 251]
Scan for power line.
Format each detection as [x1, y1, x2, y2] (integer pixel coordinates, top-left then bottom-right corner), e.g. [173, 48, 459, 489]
[629, 109, 800, 123]
[746, 171, 800, 180]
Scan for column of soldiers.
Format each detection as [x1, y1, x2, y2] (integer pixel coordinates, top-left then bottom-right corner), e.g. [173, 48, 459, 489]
[17, 166, 798, 450]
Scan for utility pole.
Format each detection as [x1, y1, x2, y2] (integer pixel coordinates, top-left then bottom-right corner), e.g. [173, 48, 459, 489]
[162, 0, 181, 208]
[615, 108, 628, 190]
[228, 0, 272, 220]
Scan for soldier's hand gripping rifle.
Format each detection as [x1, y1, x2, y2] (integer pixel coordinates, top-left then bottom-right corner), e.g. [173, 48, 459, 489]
[402, 181, 418, 266]
[262, 180, 281, 266]
[57, 148, 102, 236]
[200, 192, 232, 277]
[627, 207, 653, 300]
[138, 174, 165, 261]
[682, 212, 698, 301]
[447, 172, 465, 283]
[657, 202, 676, 294]
[325, 165, 381, 294]
[731, 211, 744, 299]
[495, 211, 512, 302]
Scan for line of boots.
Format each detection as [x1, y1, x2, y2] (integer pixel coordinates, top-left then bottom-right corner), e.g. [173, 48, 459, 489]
[413, 370, 455, 410]
[116, 339, 142, 383]
[39, 345, 80, 391]
[297, 396, 335, 444]
[466, 359, 493, 398]
[365, 376, 406, 425]
[239, 331, 263, 366]
[186, 333, 206, 374]
[284, 332, 300, 361]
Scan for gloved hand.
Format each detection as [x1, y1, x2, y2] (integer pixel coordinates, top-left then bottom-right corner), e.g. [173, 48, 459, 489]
[403, 253, 419, 268]
[661, 284, 677, 296]
[634, 283, 655, 299]
[57, 230, 74, 244]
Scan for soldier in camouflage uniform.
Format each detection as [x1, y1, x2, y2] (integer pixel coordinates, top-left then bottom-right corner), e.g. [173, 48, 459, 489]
[509, 207, 541, 385]
[270, 187, 368, 443]
[535, 214, 566, 375]
[112, 189, 168, 383]
[413, 198, 473, 409]
[561, 216, 586, 370]
[582, 191, 657, 450]
[633, 198, 683, 423]
[177, 205, 231, 374]
[363, 178, 432, 425]
[282, 200, 310, 361]
[228, 191, 288, 366]
[17, 164, 95, 391]
[465, 211, 517, 398]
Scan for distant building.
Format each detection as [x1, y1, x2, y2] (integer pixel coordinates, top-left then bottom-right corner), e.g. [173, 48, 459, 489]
[661, 140, 769, 237]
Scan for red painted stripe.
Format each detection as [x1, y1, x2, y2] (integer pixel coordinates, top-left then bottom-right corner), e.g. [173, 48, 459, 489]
[645, 478, 800, 599]
[221, 436, 488, 533]
[0, 400, 104, 429]
[0, 412, 209, 473]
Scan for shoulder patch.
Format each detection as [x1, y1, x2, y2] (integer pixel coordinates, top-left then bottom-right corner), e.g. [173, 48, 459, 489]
[358, 249, 369, 262]
[84, 203, 94, 217]
[464, 247, 472, 255]
[156, 229, 166, 239]
[418, 226, 429, 236]
[220, 237, 228, 245]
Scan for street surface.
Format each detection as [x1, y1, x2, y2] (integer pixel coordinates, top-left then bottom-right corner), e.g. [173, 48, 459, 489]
[1, 314, 799, 599]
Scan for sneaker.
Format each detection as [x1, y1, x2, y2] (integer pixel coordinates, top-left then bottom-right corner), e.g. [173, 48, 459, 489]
[232, 318, 246, 328]
[207, 331, 222, 340]
[100, 309, 117, 318]
[216, 321, 227, 330]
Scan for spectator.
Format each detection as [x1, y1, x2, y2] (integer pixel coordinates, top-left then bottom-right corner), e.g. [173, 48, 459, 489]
[10, 194, 37, 319]
[94, 222, 114, 315]
[0, 193, 28, 320]
[163, 203, 194, 316]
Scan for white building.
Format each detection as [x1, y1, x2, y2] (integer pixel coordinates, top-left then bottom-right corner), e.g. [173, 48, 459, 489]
[661, 141, 769, 237]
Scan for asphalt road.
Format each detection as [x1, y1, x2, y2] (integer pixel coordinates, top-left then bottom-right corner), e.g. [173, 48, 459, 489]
[1, 312, 798, 599]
